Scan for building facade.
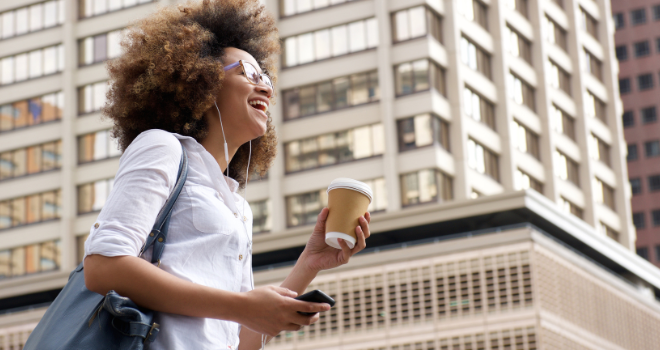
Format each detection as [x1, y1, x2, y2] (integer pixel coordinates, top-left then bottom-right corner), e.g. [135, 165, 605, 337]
[0, 0, 657, 349]
[611, 1, 660, 267]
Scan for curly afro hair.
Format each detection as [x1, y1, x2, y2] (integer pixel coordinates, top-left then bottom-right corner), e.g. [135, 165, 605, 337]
[102, 0, 279, 187]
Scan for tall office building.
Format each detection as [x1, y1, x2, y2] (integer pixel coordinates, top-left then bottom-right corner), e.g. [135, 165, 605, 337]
[1, 0, 659, 349]
[611, 1, 660, 267]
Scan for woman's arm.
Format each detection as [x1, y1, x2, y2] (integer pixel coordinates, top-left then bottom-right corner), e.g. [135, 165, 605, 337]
[238, 208, 371, 350]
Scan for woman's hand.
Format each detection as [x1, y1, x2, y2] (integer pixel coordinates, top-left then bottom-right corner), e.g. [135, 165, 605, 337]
[236, 286, 329, 337]
[299, 207, 371, 273]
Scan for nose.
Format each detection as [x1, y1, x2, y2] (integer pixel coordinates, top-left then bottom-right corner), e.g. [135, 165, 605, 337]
[255, 80, 273, 98]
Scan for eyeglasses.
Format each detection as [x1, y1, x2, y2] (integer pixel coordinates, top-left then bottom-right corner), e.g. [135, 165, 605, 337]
[223, 60, 273, 89]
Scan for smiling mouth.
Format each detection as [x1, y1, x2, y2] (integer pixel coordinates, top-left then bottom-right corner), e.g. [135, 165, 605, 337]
[248, 100, 268, 113]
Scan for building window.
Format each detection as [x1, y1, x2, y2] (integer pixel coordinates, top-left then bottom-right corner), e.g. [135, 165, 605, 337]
[548, 60, 570, 94]
[394, 59, 445, 96]
[400, 169, 452, 206]
[613, 13, 625, 29]
[286, 178, 386, 227]
[543, 16, 567, 51]
[622, 111, 634, 127]
[589, 134, 610, 166]
[649, 174, 660, 192]
[505, 0, 528, 18]
[637, 247, 649, 261]
[633, 212, 646, 229]
[514, 169, 543, 192]
[630, 178, 642, 195]
[0, 44, 64, 86]
[463, 87, 496, 129]
[645, 140, 660, 157]
[554, 151, 579, 186]
[615, 45, 628, 61]
[0, 1, 65, 40]
[638, 73, 654, 90]
[79, 29, 123, 66]
[0, 140, 62, 181]
[78, 81, 108, 115]
[77, 178, 114, 214]
[392, 6, 442, 43]
[631, 8, 647, 25]
[652, 209, 660, 226]
[0, 190, 61, 230]
[585, 91, 607, 124]
[561, 197, 583, 219]
[397, 114, 449, 152]
[504, 25, 532, 64]
[641, 106, 657, 123]
[460, 36, 491, 79]
[656, 38, 660, 53]
[76, 234, 89, 264]
[79, 0, 154, 19]
[654, 5, 660, 21]
[250, 199, 271, 234]
[550, 0, 563, 9]
[467, 139, 499, 181]
[627, 144, 638, 161]
[583, 49, 602, 81]
[283, 18, 378, 68]
[284, 124, 384, 173]
[619, 78, 631, 94]
[507, 73, 535, 111]
[0, 91, 64, 133]
[580, 8, 598, 39]
[282, 70, 378, 121]
[78, 129, 122, 163]
[513, 120, 540, 159]
[458, 0, 488, 29]
[280, 0, 356, 17]
[0, 240, 61, 279]
[551, 105, 575, 140]
[634, 40, 651, 57]
[598, 222, 619, 242]
[594, 178, 615, 211]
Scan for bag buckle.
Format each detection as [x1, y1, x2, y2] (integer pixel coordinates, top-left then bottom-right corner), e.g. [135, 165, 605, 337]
[143, 322, 159, 344]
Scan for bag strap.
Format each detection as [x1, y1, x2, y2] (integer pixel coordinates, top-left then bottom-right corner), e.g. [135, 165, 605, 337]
[140, 144, 189, 265]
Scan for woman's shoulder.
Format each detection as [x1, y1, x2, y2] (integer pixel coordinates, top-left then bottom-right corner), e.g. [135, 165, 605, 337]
[121, 129, 183, 169]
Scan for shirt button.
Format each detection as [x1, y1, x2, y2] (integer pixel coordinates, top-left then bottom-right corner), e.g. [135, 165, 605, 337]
[234, 213, 238, 218]
[239, 254, 243, 261]
[243, 216, 247, 222]
[94, 223, 99, 229]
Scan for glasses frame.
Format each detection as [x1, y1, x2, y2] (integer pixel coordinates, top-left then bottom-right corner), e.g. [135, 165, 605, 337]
[223, 60, 273, 89]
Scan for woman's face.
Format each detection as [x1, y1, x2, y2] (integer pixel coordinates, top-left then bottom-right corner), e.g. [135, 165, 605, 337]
[212, 47, 273, 146]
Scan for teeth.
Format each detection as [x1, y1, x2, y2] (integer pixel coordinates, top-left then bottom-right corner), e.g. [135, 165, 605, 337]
[249, 100, 268, 112]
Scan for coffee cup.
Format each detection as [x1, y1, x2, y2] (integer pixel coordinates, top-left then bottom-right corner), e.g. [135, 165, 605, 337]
[325, 178, 373, 249]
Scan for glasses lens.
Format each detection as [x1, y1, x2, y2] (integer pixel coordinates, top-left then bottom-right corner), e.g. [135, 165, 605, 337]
[262, 74, 273, 88]
[242, 62, 261, 85]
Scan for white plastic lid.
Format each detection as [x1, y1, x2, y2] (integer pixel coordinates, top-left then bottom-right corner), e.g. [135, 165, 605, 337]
[327, 178, 373, 203]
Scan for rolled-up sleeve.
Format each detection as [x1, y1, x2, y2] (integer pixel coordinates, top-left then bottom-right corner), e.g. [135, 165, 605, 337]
[84, 130, 182, 263]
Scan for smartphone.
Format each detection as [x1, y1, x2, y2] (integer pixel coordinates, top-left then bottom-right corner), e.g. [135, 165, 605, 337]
[294, 290, 335, 316]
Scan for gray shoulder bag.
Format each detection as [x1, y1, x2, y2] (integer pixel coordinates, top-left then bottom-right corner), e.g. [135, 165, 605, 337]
[24, 144, 188, 350]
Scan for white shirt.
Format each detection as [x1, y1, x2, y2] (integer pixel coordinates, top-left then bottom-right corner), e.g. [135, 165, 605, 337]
[84, 129, 254, 350]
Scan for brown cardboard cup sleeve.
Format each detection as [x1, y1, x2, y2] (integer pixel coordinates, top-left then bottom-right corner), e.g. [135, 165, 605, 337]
[325, 178, 373, 249]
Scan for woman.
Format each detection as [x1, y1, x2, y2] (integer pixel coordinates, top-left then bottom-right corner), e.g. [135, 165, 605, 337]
[83, 0, 371, 349]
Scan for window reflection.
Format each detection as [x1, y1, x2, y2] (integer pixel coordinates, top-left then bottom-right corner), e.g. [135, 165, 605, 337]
[0, 91, 64, 133]
[284, 18, 378, 67]
[286, 177, 386, 227]
[554, 150, 579, 186]
[0, 190, 61, 230]
[400, 169, 452, 206]
[0, 1, 64, 40]
[514, 169, 543, 192]
[0, 239, 61, 279]
[280, 0, 357, 17]
[285, 124, 384, 173]
[467, 139, 499, 181]
[0, 44, 64, 85]
[77, 178, 114, 214]
[78, 81, 109, 114]
[0, 140, 62, 181]
[392, 6, 442, 43]
[512, 120, 540, 159]
[543, 16, 567, 51]
[78, 129, 122, 163]
[79, 30, 123, 66]
[460, 36, 491, 79]
[584, 91, 606, 124]
[504, 25, 531, 63]
[395, 59, 445, 96]
[79, 0, 153, 18]
[283, 70, 378, 120]
[463, 87, 495, 130]
[397, 114, 449, 152]
[250, 199, 271, 234]
[507, 73, 535, 111]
